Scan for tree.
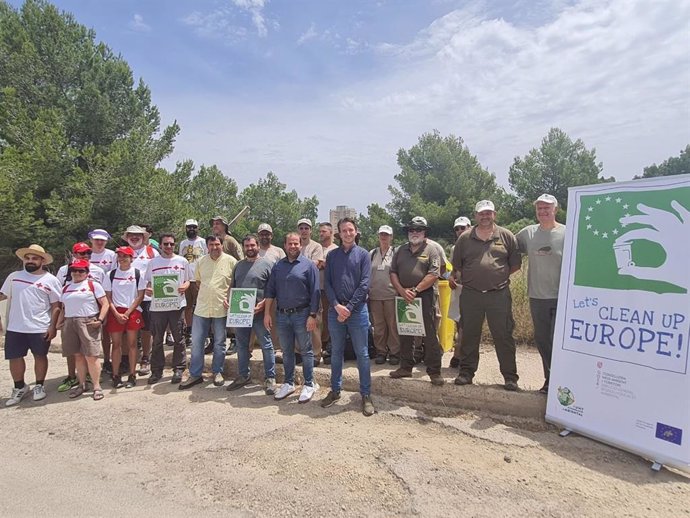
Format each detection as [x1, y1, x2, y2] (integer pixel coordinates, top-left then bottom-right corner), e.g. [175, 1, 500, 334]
[637, 145, 690, 178]
[357, 203, 399, 251]
[184, 163, 241, 234]
[388, 130, 500, 241]
[508, 128, 610, 211]
[238, 172, 318, 244]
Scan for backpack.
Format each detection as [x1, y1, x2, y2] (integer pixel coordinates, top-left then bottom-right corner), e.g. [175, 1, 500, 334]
[62, 279, 96, 294]
[109, 268, 141, 287]
[370, 246, 397, 261]
[145, 245, 155, 259]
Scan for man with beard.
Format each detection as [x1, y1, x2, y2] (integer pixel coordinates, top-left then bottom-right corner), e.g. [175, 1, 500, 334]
[226, 234, 276, 394]
[144, 233, 190, 385]
[210, 216, 243, 261]
[297, 218, 325, 366]
[452, 200, 521, 391]
[0, 245, 61, 406]
[318, 222, 338, 359]
[389, 217, 445, 386]
[179, 235, 236, 389]
[122, 225, 159, 376]
[257, 223, 285, 263]
[264, 233, 320, 403]
[179, 219, 207, 343]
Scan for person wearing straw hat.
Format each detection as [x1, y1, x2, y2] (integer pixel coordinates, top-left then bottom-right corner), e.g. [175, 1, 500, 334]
[0, 245, 61, 406]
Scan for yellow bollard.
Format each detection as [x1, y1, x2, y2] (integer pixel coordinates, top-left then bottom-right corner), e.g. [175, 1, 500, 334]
[437, 270, 456, 352]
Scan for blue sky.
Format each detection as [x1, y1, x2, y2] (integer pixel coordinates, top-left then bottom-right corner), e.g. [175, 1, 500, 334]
[9, 0, 690, 221]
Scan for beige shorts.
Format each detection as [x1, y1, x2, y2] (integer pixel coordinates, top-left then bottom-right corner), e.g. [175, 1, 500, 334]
[62, 317, 103, 357]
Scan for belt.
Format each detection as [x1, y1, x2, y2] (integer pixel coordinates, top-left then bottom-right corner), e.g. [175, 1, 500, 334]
[463, 285, 507, 294]
[277, 304, 309, 314]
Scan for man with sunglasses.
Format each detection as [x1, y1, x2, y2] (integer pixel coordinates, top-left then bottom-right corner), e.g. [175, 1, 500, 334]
[448, 216, 471, 369]
[144, 233, 190, 385]
[389, 217, 445, 385]
[1, 245, 61, 406]
[55, 242, 106, 392]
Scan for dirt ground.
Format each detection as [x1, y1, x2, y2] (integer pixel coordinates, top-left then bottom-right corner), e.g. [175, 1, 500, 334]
[1, 352, 688, 518]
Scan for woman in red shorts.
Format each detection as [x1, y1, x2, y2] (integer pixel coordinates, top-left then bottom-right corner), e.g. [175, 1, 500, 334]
[104, 247, 146, 388]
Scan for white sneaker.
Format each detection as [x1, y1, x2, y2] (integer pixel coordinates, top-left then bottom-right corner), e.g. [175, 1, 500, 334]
[274, 383, 295, 401]
[5, 385, 30, 407]
[298, 383, 319, 404]
[32, 384, 46, 401]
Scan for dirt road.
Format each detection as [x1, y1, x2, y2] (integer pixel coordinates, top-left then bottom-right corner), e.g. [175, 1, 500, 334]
[1, 353, 688, 517]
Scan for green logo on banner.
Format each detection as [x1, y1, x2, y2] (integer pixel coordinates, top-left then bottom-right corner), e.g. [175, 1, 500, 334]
[152, 274, 179, 298]
[574, 187, 689, 294]
[230, 289, 256, 314]
[396, 297, 423, 324]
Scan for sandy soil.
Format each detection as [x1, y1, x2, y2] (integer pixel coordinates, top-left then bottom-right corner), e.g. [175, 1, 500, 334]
[1, 352, 688, 518]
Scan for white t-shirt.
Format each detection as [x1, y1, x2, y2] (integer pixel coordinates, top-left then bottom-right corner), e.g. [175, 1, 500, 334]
[60, 279, 106, 318]
[132, 245, 160, 302]
[145, 254, 190, 311]
[102, 267, 147, 310]
[90, 248, 117, 272]
[56, 264, 106, 286]
[0, 271, 61, 333]
[179, 237, 208, 280]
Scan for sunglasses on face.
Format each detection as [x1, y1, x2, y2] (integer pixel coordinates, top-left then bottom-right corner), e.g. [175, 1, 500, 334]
[455, 226, 467, 231]
[76, 251, 92, 255]
[161, 242, 175, 247]
[70, 269, 88, 274]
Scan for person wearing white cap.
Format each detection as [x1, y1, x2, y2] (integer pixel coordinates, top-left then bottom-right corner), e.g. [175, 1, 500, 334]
[257, 223, 285, 263]
[88, 229, 116, 272]
[516, 194, 565, 394]
[318, 222, 338, 359]
[179, 218, 208, 342]
[448, 216, 471, 369]
[368, 225, 400, 365]
[297, 217, 325, 366]
[0, 245, 61, 406]
[451, 200, 522, 391]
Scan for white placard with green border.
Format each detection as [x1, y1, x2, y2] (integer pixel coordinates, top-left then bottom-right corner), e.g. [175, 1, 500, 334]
[151, 274, 181, 311]
[395, 296, 425, 336]
[227, 288, 257, 328]
[546, 174, 690, 473]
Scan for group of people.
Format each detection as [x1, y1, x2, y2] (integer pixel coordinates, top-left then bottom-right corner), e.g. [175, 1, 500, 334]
[1, 194, 564, 416]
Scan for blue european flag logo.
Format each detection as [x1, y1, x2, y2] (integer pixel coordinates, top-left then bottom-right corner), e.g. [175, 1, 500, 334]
[655, 422, 683, 446]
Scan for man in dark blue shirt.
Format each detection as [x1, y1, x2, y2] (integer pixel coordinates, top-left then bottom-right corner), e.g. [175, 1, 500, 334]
[264, 232, 320, 403]
[321, 218, 375, 416]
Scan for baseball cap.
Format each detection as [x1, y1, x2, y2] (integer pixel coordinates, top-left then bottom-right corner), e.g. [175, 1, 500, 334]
[475, 200, 495, 212]
[453, 217, 471, 228]
[115, 246, 135, 257]
[185, 219, 199, 227]
[68, 259, 90, 271]
[72, 242, 92, 253]
[534, 193, 558, 206]
[377, 225, 393, 235]
[297, 218, 312, 228]
[257, 223, 273, 233]
[88, 229, 111, 241]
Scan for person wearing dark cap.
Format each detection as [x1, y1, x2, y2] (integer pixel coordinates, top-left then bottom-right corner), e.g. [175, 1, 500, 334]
[389, 217, 445, 385]
[0, 245, 61, 406]
[210, 216, 244, 261]
[452, 200, 521, 391]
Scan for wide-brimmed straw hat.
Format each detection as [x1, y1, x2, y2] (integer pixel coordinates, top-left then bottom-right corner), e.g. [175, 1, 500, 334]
[15, 244, 53, 265]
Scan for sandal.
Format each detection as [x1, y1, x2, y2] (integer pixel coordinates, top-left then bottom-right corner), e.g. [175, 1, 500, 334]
[68, 385, 85, 399]
[92, 388, 104, 401]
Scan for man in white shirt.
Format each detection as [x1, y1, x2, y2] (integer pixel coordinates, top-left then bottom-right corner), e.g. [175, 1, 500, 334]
[88, 228, 116, 272]
[144, 233, 190, 384]
[0, 244, 61, 406]
[297, 218, 325, 366]
[178, 219, 207, 344]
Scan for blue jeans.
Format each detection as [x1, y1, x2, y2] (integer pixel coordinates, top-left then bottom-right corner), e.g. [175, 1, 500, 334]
[328, 307, 371, 396]
[189, 315, 227, 377]
[276, 308, 314, 386]
[235, 315, 276, 379]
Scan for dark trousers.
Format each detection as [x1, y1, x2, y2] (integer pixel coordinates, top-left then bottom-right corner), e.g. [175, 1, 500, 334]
[529, 298, 557, 382]
[459, 287, 518, 382]
[399, 289, 442, 374]
[149, 309, 187, 375]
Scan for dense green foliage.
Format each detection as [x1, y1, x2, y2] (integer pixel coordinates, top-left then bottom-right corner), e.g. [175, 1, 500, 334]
[637, 145, 690, 178]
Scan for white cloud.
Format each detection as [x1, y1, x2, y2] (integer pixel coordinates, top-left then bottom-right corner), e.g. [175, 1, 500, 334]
[297, 22, 317, 45]
[231, 0, 270, 37]
[182, 1, 274, 41]
[128, 14, 151, 32]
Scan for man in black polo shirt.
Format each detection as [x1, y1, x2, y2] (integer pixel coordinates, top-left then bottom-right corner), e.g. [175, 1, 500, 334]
[389, 217, 445, 385]
[451, 200, 522, 391]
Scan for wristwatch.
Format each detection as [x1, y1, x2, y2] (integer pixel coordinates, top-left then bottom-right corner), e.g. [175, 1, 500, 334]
[411, 287, 419, 294]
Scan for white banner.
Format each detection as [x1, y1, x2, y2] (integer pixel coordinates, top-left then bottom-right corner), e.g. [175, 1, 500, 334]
[395, 296, 425, 336]
[546, 174, 690, 472]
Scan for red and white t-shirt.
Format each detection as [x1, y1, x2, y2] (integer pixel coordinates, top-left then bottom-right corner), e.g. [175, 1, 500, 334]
[102, 267, 146, 310]
[0, 271, 61, 333]
[132, 245, 159, 302]
[90, 249, 117, 272]
[60, 280, 106, 318]
[56, 264, 106, 286]
[145, 255, 190, 312]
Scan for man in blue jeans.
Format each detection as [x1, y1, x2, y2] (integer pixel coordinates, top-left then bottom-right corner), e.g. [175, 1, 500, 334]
[321, 217, 375, 416]
[264, 232, 320, 403]
[226, 234, 277, 395]
[179, 236, 237, 389]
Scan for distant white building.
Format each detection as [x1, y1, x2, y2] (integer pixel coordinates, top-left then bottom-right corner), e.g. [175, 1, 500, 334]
[329, 205, 357, 227]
